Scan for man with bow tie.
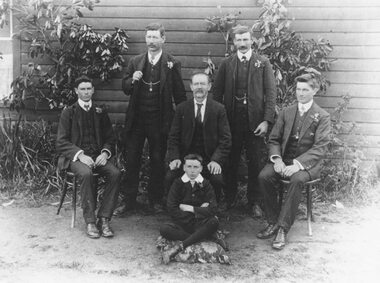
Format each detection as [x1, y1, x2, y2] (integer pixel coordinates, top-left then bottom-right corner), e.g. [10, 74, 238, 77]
[256, 73, 331, 249]
[56, 75, 121, 238]
[116, 23, 186, 214]
[213, 25, 277, 215]
[165, 72, 231, 202]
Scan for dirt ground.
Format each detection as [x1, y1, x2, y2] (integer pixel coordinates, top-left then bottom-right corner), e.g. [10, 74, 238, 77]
[1, 196, 380, 283]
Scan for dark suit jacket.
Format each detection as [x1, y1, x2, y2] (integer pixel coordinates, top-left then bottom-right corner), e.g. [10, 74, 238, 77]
[121, 51, 186, 134]
[56, 102, 115, 170]
[268, 102, 331, 179]
[213, 52, 277, 131]
[166, 98, 231, 166]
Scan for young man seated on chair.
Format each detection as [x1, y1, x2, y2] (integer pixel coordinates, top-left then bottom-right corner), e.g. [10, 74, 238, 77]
[257, 73, 331, 250]
[160, 154, 219, 264]
[56, 75, 121, 239]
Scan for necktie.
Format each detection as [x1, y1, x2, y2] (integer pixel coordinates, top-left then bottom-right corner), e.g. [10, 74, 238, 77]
[150, 54, 155, 65]
[242, 56, 247, 64]
[299, 105, 306, 116]
[84, 104, 90, 111]
[196, 103, 203, 123]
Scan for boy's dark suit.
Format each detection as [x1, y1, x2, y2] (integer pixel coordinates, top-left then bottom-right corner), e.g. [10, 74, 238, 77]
[259, 102, 330, 231]
[166, 99, 231, 200]
[213, 52, 277, 205]
[56, 102, 121, 224]
[121, 51, 186, 206]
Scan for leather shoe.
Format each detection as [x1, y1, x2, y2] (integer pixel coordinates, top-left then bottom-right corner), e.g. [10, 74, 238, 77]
[251, 203, 263, 218]
[272, 227, 286, 250]
[162, 242, 183, 264]
[257, 224, 279, 239]
[97, 217, 114, 238]
[113, 200, 135, 216]
[86, 223, 100, 239]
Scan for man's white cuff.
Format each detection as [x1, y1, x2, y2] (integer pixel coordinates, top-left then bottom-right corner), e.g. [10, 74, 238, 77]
[293, 159, 304, 170]
[101, 149, 111, 159]
[270, 155, 282, 163]
[73, 150, 84, 162]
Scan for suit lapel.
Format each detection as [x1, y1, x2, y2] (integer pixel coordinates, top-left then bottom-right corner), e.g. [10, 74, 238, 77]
[136, 53, 147, 72]
[203, 98, 211, 125]
[248, 52, 259, 94]
[93, 106, 101, 146]
[299, 102, 316, 140]
[282, 104, 298, 155]
[159, 52, 168, 93]
[228, 55, 238, 97]
[72, 102, 83, 139]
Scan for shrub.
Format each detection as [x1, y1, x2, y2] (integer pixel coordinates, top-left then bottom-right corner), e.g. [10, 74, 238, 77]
[1, 0, 129, 110]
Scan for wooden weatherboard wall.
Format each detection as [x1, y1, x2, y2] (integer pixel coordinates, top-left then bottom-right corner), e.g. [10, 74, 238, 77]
[13, 0, 380, 160]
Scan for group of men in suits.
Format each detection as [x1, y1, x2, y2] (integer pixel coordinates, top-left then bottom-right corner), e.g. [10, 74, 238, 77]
[56, 23, 330, 251]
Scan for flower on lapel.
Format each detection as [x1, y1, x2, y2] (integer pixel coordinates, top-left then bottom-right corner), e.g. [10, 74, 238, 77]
[254, 60, 262, 68]
[310, 112, 320, 123]
[95, 107, 103, 113]
[167, 61, 174, 69]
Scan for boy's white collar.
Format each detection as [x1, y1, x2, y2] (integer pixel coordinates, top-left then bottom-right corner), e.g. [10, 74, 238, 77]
[181, 173, 204, 183]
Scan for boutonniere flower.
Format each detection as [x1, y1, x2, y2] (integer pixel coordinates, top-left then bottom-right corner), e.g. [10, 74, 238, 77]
[167, 61, 174, 69]
[254, 60, 262, 68]
[310, 112, 320, 123]
[95, 107, 103, 114]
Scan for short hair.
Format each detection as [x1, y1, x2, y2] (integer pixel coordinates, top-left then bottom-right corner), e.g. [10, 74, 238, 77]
[184, 153, 203, 164]
[74, 75, 93, 88]
[232, 25, 253, 39]
[145, 22, 165, 37]
[295, 73, 320, 90]
[190, 71, 211, 84]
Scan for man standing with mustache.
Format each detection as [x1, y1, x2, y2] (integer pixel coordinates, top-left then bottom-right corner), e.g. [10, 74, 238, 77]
[115, 23, 186, 215]
[213, 25, 277, 215]
[165, 72, 231, 201]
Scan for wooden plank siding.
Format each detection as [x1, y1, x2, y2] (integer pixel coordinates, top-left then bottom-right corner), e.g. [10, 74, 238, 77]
[5, 0, 380, 160]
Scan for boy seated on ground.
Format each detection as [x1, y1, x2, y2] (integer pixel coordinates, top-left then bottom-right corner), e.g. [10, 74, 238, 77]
[160, 154, 219, 264]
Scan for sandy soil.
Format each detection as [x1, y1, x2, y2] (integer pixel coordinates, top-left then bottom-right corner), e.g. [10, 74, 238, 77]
[0, 199, 380, 283]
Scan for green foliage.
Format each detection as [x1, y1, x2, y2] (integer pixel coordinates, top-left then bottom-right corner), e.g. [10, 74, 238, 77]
[0, 114, 60, 196]
[0, 0, 9, 28]
[205, 0, 333, 108]
[2, 0, 129, 109]
[252, 0, 333, 108]
[319, 95, 376, 204]
[205, 9, 240, 57]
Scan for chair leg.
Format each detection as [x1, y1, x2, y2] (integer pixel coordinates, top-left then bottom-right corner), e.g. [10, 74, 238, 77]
[57, 172, 68, 215]
[306, 185, 312, 236]
[71, 175, 77, 228]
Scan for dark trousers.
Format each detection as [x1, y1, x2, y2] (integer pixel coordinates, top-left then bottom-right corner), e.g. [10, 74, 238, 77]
[70, 160, 121, 224]
[123, 115, 166, 204]
[258, 163, 311, 231]
[165, 168, 224, 202]
[160, 216, 219, 248]
[225, 128, 266, 205]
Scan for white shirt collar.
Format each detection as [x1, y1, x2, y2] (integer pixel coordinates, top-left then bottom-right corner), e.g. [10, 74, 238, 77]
[298, 100, 313, 113]
[237, 48, 252, 62]
[181, 173, 204, 184]
[148, 50, 162, 66]
[78, 99, 92, 111]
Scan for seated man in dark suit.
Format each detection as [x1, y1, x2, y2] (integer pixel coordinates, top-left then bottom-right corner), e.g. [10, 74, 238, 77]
[257, 74, 331, 249]
[56, 75, 121, 239]
[160, 154, 219, 264]
[165, 71, 231, 202]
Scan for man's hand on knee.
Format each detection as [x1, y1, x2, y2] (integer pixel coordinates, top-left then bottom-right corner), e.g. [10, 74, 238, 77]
[94, 152, 108, 167]
[283, 164, 300, 177]
[78, 153, 95, 168]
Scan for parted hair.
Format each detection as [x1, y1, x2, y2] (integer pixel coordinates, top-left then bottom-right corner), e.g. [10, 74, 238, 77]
[184, 153, 203, 164]
[190, 70, 211, 84]
[295, 73, 320, 90]
[232, 25, 253, 39]
[74, 75, 93, 88]
[145, 22, 165, 37]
